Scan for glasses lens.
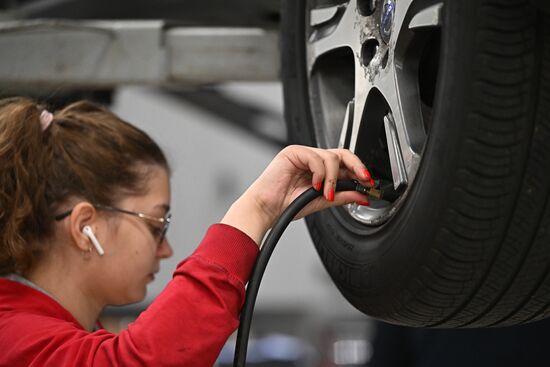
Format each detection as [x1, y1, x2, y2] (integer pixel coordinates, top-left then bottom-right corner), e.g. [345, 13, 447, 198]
[159, 214, 171, 244]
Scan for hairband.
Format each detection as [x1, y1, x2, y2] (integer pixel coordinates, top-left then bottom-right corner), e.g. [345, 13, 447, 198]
[40, 110, 54, 131]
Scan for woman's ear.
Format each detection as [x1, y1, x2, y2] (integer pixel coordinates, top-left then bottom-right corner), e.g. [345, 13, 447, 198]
[66, 202, 100, 253]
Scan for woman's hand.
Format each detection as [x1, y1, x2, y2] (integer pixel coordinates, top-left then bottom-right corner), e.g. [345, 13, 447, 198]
[221, 145, 374, 246]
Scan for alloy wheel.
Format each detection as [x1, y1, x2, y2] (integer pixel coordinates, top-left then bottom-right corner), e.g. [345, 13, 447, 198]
[306, 0, 443, 225]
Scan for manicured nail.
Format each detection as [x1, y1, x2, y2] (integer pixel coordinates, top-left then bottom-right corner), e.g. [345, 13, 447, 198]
[369, 178, 376, 187]
[313, 182, 322, 191]
[355, 200, 370, 206]
[327, 188, 335, 202]
[363, 168, 372, 180]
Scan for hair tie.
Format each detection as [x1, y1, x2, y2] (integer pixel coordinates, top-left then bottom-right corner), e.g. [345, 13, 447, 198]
[40, 110, 54, 131]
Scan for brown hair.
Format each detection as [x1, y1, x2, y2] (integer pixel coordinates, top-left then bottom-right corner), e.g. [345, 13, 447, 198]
[0, 97, 169, 274]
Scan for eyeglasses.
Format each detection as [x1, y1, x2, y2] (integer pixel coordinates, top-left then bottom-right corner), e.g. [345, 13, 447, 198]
[55, 204, 171, 244]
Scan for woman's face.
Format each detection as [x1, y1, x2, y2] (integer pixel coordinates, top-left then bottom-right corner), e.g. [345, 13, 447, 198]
[91, 165, 173, 306]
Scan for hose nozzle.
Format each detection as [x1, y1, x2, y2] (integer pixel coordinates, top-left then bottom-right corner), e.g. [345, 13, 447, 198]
[353, 181, 383, 200]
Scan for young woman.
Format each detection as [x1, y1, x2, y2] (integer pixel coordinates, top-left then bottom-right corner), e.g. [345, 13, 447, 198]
[0, 97, 373, 366]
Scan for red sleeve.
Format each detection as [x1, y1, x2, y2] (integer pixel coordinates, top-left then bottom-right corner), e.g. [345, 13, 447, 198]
[5, 224, 259, 367]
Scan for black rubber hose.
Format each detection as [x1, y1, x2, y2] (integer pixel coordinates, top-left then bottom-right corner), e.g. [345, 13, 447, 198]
[233, 180, 369, 366]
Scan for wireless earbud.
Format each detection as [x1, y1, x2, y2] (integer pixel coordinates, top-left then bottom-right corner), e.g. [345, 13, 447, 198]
[82, 225, 105, 256]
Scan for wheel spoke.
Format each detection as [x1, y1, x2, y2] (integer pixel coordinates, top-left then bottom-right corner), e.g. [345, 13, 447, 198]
[390, 0, 414, 44]
[307, 1, 361, 74]
[409, 2, 443, 29]
[381, 63, 423, 185]
[338, 99, 354, 149]
[373, 0, 440, 185]
[384, 114, 408, 190]
[347, 62, 373, 153]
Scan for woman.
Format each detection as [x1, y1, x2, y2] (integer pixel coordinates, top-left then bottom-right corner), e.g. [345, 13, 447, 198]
[0, 97, 373, 366]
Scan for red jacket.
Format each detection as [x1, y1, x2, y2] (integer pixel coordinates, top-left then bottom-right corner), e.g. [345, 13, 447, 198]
[0, 224, 259, 367]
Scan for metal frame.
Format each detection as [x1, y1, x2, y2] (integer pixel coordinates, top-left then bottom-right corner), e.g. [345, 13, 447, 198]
[0, 20, 280, 88]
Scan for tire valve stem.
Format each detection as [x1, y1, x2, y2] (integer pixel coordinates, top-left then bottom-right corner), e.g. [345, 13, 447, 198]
[353, 180, 383, 200]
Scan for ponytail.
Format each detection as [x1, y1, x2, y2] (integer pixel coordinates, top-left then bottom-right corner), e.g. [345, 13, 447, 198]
[0, 97, 52, 273]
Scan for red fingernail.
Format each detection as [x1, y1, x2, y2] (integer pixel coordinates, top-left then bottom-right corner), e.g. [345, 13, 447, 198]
[369, 178, 376, 187]
[327, 188, 335, 202]
[363, 168, 372, 180]
[355, 200, 370, 206]
[313, 182, 322, 191]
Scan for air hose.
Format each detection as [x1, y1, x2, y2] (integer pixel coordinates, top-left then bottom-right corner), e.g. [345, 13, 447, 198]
[233, 180, 382, 366]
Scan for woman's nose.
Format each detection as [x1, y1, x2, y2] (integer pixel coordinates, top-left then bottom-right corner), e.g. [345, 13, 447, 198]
[157, 238, 173, 258]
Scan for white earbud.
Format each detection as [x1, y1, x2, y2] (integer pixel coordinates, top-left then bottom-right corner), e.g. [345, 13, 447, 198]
[82, 225, 105, 256]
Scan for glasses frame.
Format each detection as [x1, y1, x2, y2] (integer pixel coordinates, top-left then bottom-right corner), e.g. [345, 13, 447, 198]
[55, 204, 171, 244]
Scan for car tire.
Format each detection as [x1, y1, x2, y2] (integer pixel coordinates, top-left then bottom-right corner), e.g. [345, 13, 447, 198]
[281, 0, 550, 327]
